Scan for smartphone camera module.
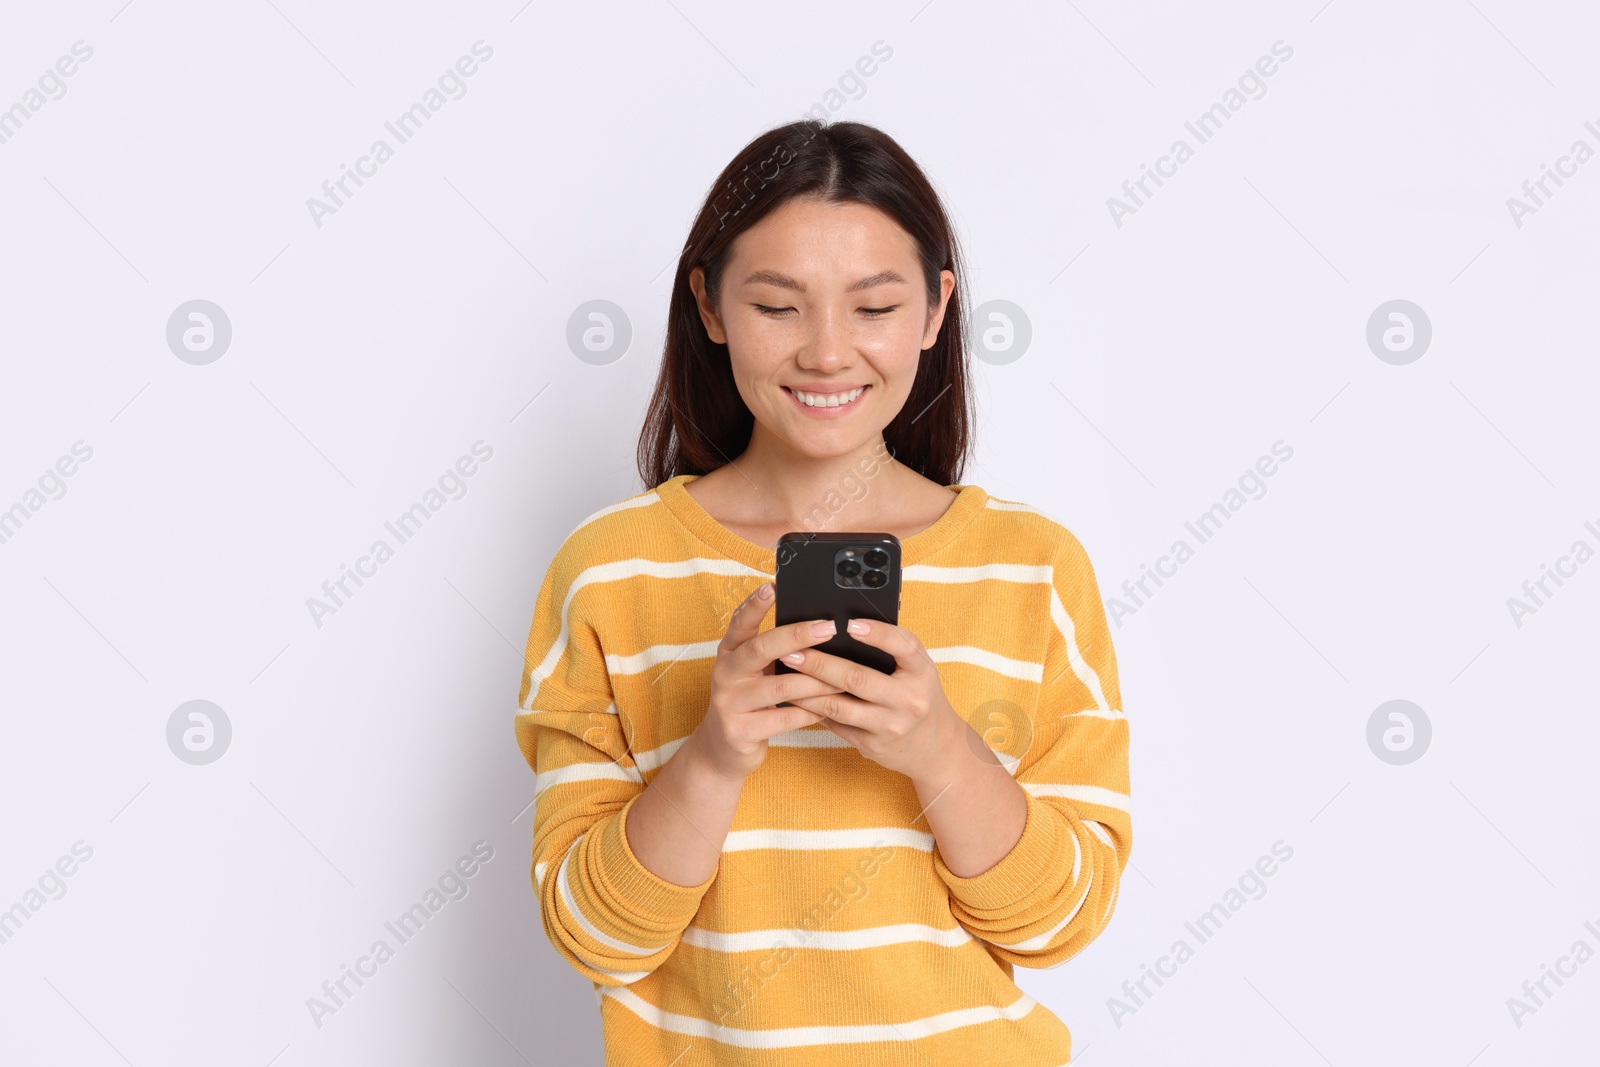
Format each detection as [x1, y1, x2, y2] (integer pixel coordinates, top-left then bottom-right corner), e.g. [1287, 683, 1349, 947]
[834, 545, 891, 589]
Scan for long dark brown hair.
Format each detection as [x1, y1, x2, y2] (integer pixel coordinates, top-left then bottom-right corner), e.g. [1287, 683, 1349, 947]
[636, 119, 975, 490]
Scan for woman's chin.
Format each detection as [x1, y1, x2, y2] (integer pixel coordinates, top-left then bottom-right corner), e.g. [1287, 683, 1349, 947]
[774, 431, 882, 462]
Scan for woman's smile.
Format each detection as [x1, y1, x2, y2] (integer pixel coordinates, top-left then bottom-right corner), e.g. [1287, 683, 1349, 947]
[782, 383, 870, 418]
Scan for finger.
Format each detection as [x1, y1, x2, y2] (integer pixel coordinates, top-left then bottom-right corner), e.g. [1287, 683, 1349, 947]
[735, 617, 839, 676]
[748, 671, 849, 711]
[719, 581, 775, 652]
[785, 690, 876, 730]
[746, 704, 828, 737]
[776, 646, 894, 705]
[816, 716, 869, 747]
[834, 618, 930, 674]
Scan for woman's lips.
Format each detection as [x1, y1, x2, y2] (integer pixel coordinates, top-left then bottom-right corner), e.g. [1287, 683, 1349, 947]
[783, 384, 868, 418]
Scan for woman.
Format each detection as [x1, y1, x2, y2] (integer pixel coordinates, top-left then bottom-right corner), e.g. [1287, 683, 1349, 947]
[515, 119, 1130, 1065]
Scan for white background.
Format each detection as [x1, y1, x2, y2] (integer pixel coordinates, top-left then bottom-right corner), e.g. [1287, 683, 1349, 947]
[1, 1, 1597, 1064]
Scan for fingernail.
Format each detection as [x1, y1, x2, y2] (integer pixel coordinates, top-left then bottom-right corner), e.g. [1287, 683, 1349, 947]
[757, 582, 773, 600]
[810, 620, 836, 638]
[847, 618, 869, 635]
[782, 651, 804, 664]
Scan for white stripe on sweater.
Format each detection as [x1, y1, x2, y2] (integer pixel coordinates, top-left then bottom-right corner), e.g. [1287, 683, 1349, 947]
[983, 497, 1039, 512]
[996, 776, 1123, 956]
[601, 986, 1038, 1048]
[1047, 585, 1111, 711]
[1097, 867, 1120, 928]
[927, 645, 1043, 682]
[994, 870, 1094, 953]
[1069, 811, 1083, 884]
[722, 827, 933, 852]
[566, 491, 659, 538]
[555, 838, 674, 957]
[522, 556, 766, 706]
[628, 727, 852, 777]
[608, 641, 1044, 684]
[520, 701, 618, 717]
[535, 758, 643, 798]
[1022, 783, 1131, 813]
[902, 562, 1053, 585]
[633, 734, 689, 773]
[605, 639, 720, 676]
[768, 726, 852, 748]
[634, 726, 854, 774]
[540, 729, 1113, 793]
[1066, 707, 1126, 721]
[903, 560, 1110, 711]
[592, 963, 652, 984]
[681, 922, 974, 953]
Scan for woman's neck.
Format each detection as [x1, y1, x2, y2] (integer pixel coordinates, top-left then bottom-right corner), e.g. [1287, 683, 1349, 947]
[684, 431, 955, 543]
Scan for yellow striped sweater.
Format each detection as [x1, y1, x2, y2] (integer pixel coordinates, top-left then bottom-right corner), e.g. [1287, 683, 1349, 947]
[514, 472, 1131, 1065]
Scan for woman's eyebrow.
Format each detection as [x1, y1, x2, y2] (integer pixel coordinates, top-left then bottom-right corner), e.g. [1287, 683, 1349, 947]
[740, 268, 910, 293]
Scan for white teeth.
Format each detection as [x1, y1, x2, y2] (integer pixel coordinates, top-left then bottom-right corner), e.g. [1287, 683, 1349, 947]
[791, 386, 865, 408]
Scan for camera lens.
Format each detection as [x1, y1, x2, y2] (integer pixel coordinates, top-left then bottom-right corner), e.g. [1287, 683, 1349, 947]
[862, 569, 886, 588]
[837, 558, 862, 578]
[863, 548, 889, 568]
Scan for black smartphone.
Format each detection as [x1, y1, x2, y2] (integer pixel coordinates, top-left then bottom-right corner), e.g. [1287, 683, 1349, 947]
[772, 532, 902, 704]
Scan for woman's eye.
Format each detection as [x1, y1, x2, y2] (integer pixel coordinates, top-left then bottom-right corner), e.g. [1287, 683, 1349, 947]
[753, 304, 896, 317]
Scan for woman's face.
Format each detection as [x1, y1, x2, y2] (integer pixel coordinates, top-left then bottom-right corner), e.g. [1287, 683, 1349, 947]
[689, 197, 955, 461]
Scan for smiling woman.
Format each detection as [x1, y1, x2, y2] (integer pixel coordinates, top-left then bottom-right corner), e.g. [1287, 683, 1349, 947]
[515, 119, 1131, 1066]
[680, 194, 959, 480]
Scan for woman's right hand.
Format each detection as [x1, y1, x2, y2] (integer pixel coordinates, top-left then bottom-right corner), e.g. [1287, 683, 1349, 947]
[689, 581, 847, 781]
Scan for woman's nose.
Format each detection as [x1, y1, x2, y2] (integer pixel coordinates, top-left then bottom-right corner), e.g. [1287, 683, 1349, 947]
[794, 308, 852, 372]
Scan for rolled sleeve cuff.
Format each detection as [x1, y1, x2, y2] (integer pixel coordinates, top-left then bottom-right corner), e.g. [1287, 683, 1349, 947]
[932, 787, 1064, 913]
[592, 791, 718, 927]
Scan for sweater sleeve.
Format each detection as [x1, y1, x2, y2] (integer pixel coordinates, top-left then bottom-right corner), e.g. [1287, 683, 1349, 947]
[513, 537, 716, 987]
[930, 527, 1131, 970]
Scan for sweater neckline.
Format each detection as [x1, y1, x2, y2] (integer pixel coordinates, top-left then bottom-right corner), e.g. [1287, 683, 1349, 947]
[654, 472, 988, 572]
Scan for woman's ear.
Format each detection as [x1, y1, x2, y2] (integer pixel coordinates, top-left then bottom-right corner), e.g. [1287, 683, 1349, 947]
[688, 266, 729, 345]
[921, 269, 956, 351]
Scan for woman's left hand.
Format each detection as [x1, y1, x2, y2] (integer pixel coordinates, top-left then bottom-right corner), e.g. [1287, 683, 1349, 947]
[777, 617, 967, 783]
